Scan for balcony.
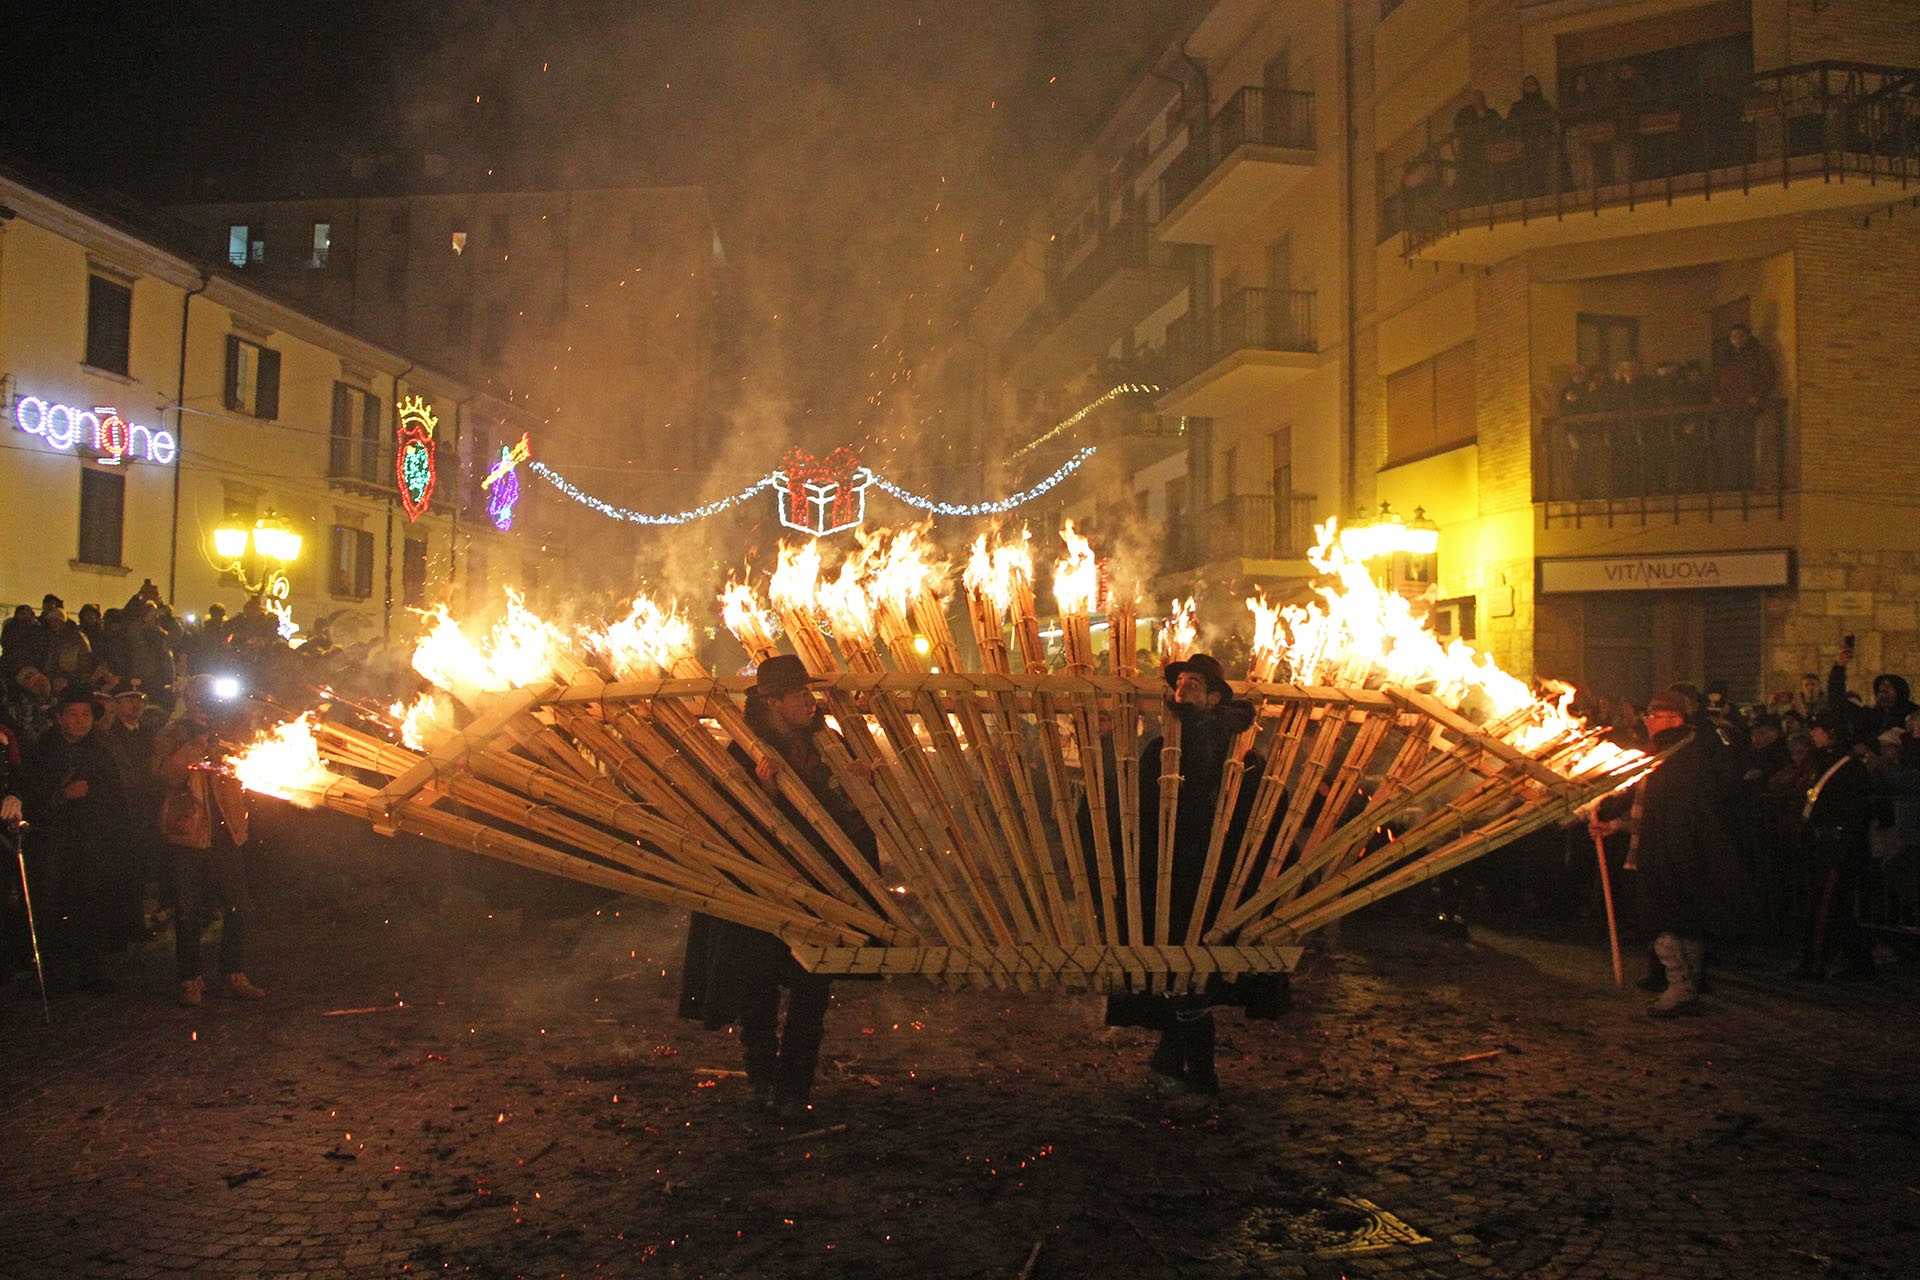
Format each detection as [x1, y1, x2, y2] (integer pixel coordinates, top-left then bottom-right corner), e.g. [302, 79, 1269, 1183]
[327, 437, 388, 498]
[1157, 287, 1318, 419]
[1163, 491, 1319, 575]
[1400, 62, 1920, 266]
[1159, 86, 1317, 245]
[1005, 220, 1190, 386]
[1533, 398, 1787, 527]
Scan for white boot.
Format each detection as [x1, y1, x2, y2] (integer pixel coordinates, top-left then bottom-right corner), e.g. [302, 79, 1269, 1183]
[1647, 933, 1702, 1018]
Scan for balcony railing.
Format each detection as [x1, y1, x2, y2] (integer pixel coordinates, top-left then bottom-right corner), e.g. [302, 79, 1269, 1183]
[1395, 61, 1920, 253]
[1533, 398, 1787, 521]
[1208, 492, 1319, 561]
[1048, 219, 1185, 314]
[327, 437, 386, 491]
[1162, 85, 1316, 212]
[1168, 286, 1316, 387]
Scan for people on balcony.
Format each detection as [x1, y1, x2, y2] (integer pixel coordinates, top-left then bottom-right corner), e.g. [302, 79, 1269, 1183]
[1712, 324, 1777, 491]
[1506, 76, 1560, 198]
[1452, 90, 1502, 203]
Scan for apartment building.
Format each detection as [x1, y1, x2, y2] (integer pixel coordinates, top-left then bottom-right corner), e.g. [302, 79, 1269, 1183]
[971, 0, 1920, 703]
[0, 168, 541, 644]
[170, 182, 729, 592]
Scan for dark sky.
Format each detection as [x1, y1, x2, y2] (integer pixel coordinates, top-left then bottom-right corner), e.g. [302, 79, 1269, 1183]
[2, 0, 1182, 442]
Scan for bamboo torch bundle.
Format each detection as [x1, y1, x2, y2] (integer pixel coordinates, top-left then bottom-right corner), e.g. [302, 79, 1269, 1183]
[231, 522, 1657, 993]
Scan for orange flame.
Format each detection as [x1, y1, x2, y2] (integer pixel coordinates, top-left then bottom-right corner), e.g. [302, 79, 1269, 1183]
[1246, 594, 1283, 683]
[819, 555, 876, 649]
[410, 588, 569, 701]
[963, 529, 1029, 618]
[1050, 519, 1099, 616]
[390, 692, 458, 751]
[1158, 598, 1196, 664]
[769, 540, 823, 613]
[599, 595, 694, 679]
[861, 525, 948, 617]
[231, 714, 336, 804]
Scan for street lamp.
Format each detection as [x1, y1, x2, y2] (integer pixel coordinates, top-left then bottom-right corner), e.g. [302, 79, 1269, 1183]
[212, 510, 303, 594]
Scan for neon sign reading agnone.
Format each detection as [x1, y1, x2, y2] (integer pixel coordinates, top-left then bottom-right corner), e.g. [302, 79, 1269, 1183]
[13, 395, 177, 464]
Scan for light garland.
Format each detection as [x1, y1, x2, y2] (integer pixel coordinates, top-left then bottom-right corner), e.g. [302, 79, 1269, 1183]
[531, 462, 775, 525]
[1003, 383, 1159, 463]
[870, 445, 1099, 517]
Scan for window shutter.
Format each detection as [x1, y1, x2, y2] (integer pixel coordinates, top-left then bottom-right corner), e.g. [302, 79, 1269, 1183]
[224, 336, 242, 411]
[355, 530, 375, 598]
[86, 276, 133, 375]
[329, 383, 352, 475]
[255, 348, 282, 419]
[1432, 341, 1477, 450]
[1385, 360, 1436, 462]
[361, 389, 383, 482]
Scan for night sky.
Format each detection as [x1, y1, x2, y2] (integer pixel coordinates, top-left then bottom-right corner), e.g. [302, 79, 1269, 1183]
[2, 0, 1183, 447]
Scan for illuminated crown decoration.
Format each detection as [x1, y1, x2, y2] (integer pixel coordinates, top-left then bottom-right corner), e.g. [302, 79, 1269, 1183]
[395, 396, 438, 523]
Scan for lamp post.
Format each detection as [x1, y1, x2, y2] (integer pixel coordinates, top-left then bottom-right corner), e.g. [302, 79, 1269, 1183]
[212, 511, 304, 631]
[1339, 501, 1440, 605]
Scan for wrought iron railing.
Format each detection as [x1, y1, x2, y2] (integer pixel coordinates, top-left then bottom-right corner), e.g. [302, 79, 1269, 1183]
[1533, 398, 1787, 520]
[1207, 492, 1319, 561]
[1162, 85, 1316, 212]
[1396, 61, 1920, 253]
[1049, 219, 1186, 314]
[1168, 287, 1316, 388]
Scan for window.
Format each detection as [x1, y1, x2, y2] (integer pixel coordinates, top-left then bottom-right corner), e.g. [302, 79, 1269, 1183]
[85, 275, 133, 375]
[228, 225, 249, 267]
[224, 335, 282, 419]
[1576, 314, 1639, 374]
[78, 468, 125, 567]
[402, 536, 428, 605]
[329, 382, 382, 483]
[309, 222, 331, 268]
[329, 525, 375, 599]
[450, 218, 468, 255]
[1385, 341, 1476, 464]
[482, 302, 511, 366]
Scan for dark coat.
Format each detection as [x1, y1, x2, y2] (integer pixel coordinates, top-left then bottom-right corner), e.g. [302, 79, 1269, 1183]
[677, 696, 876, 1030]
[1633, 726, 1755, 938]
[1106, 695, 1286, 1027]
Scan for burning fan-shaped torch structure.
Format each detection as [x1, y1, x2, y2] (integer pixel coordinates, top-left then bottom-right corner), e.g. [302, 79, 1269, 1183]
[235, 526, 1653, 993]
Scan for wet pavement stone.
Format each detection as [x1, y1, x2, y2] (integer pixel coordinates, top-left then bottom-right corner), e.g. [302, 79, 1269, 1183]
[2, 883, 1917, 1279]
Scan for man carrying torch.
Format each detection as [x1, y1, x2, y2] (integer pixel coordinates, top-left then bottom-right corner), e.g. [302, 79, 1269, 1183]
[679, 655, 879, 1121]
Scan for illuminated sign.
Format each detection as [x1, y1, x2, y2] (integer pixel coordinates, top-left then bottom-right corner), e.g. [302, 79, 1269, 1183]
[774, 446, 872, 537]
[482, 432, 530, 531]
[395, 395, 438, 522]
[13, 395, 176, 465]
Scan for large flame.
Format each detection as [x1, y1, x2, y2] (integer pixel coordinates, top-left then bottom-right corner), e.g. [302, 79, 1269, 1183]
[819, 555, 876, 649]
[963, 529, 1029, 618]
[769, 540, 823, 613]
[599, 594, 694, 679]
[1274, 522, 1640, 779]
[411, 588, 569, 702]
[390, 691, 459, 751]
[862, 525, 947, 617]
[1051, 519, 1099, 616]
[231, 714, 336, 804]
[1246, 594, 1283, 683]
[720, 579, 777, 651]
[1158, 598, 1197, 664]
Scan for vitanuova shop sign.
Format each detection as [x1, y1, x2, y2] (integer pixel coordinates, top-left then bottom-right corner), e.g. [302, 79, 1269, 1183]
[1539, 549, 1792, 594]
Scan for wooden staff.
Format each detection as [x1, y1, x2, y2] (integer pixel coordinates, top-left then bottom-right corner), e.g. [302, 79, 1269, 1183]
[1219, 699, 1313, 916]
[1011, 570, 1100, 944]
[1590, 825, 1625, 987]
[1153, 711, 1183, 952]
[1059, 605, 1121, 943]
[1183, 709, 1261, 945]
[1107, 600, 1144, 944]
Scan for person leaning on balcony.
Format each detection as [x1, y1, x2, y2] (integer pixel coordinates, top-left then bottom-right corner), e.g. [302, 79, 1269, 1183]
[1711, 324, 1775, 490]
[1451, 90, 1501, 202]
[1506, 75, 1559, 197]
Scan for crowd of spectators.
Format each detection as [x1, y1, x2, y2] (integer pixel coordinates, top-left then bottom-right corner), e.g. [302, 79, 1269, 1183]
[2, 586, 427, 1002]
[1579, 649, 1920, 979]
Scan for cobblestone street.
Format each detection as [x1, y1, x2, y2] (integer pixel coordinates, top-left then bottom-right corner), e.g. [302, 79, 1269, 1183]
[3, 878, 1916, 1280]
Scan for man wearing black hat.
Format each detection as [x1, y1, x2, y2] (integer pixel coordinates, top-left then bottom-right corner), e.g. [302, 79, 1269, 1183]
[1105, 653, 1281, 1104]
[678, 654, 878, 1121]
[21, 687, 123, 992]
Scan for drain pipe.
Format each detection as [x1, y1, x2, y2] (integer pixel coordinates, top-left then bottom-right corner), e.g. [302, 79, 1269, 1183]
[385, 363, 415, 640]
[1341, 1, 1360, 517]
[166, 267, 212, 606]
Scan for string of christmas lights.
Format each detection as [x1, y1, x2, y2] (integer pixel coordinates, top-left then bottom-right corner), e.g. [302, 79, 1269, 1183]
[531, 463, 775, 525]
[1003, 383, 1159, 463]
[870, 445, 1099, 517]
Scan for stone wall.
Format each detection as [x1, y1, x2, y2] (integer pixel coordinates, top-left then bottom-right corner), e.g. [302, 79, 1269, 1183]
[1768, 549, 1920, 698]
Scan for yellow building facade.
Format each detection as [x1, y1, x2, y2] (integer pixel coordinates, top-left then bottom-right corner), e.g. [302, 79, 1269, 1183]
[0, 170, 541, 646]
[974, 0, 1920, 705]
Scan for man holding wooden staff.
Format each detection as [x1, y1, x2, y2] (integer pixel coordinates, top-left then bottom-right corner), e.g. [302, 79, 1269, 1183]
[1103, 653, 1284, 1106]
[679, 655, 878, 1121]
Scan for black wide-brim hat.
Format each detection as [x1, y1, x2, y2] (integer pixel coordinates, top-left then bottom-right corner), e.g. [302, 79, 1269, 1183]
[753, 653, 821, 699]
[1163, 652, 1233, 700]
